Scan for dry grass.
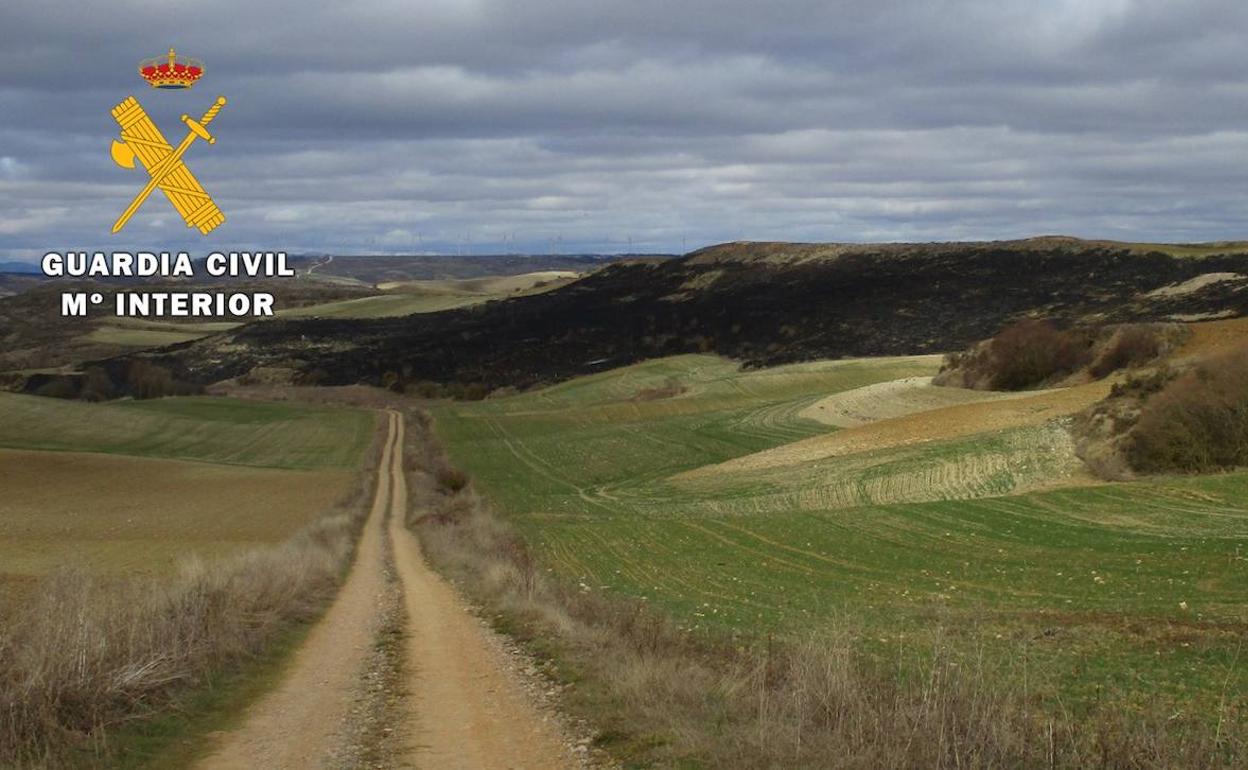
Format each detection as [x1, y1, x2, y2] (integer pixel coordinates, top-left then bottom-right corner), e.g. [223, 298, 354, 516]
[404, 411, 1244, 769]
[0, 417, 385, 768]
[1173, 316, 1248, 362]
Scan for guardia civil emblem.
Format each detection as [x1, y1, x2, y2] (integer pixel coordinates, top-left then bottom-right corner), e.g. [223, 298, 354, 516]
[109, 48, 226, 234]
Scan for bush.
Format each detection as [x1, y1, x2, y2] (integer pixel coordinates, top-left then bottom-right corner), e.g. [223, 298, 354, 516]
[1089, 324, 1166, 379]
[32, 376, 79, 400]
[381, 370, 403, 392]
[409, 380, 444, 399]
[939, 319, 1093, 390]
[987, 319, 1093, 389]
[632, 375, 687, 401]
[1126, 347, 1248, 473]
[939, 321, 1175, 392]
[435, 467, 470, 494]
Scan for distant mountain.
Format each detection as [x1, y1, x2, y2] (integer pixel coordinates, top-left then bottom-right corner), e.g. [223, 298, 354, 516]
[98, 237, 1248, 396]
[0, 260, 40, 274]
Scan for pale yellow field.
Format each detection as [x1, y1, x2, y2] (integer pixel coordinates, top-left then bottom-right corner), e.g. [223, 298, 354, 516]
[679, 379, 1114, 480]
[798, 375, 1036, 427]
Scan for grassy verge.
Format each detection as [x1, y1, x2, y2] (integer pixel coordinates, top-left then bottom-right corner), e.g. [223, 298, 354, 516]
[406, 410, 1246, 768]
[0, 412, 385, 768]
[107, 624, 312, 769]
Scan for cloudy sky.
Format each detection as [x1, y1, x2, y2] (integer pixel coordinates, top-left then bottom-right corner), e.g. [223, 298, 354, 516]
[2, 0, 1248, 260]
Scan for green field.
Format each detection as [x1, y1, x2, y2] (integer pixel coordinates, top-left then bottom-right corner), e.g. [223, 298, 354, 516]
[0, 393, 374, 470]
[433, 354, 943, 511]
[431, 353, 1248, 716]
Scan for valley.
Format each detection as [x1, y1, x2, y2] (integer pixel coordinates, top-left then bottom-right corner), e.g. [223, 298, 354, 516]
[3, 240, 1248, 767]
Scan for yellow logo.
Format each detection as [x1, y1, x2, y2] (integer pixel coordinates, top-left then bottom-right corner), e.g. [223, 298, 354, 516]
[109, 48, 225, 235]
[110, 96, 226, 235]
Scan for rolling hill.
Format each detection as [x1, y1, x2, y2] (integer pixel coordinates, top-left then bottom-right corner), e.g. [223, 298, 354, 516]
[98, 238, 1248, 397]
[427, 335, 1248, 725]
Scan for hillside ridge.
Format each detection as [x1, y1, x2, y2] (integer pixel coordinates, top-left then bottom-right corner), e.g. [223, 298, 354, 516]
[55, 238, 1248, 398]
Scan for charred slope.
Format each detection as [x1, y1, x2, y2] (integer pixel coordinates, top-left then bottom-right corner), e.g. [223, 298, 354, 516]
[100, 240, 1248, 394]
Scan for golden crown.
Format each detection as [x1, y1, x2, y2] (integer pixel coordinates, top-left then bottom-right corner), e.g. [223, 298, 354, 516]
[138, 47, 204, 90]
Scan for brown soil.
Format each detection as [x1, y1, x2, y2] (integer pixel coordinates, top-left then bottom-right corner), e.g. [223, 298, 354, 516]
[387, 417, 578, 769]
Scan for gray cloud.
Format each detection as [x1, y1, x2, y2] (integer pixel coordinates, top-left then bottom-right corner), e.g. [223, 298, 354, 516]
[2, 0, 1248, 259]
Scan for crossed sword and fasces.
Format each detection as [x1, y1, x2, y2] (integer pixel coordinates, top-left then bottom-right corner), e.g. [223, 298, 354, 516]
[109, 95, 226, 234]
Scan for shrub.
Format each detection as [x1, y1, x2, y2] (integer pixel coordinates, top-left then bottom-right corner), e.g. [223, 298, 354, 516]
[632, 375, 687, 401]
[381, 370, 403, 392]
[940, 321, 1175, 392]
[1089, 324, 1166, 379]
[32, 376, 79, 400]
[1126, 347, 1248, 473]
[939, 319, 1093, 391]
[987, 319, 1093, 389]
[435, 467, 470, 494]
[297, 367, 330, 386]
[410, 380, 444, 399]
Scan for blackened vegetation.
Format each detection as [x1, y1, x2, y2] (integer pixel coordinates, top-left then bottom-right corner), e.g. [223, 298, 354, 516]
[25, 361, 198, 401]
[105, 241, 1248, 395]
[0, 279, 372, 375]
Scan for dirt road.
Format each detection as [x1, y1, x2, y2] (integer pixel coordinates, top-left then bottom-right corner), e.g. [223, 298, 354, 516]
[386, 416, 576, 769]
[197, 411, 576, 769]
